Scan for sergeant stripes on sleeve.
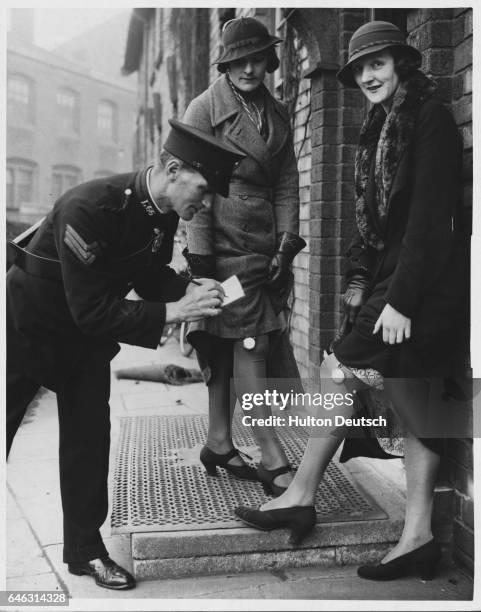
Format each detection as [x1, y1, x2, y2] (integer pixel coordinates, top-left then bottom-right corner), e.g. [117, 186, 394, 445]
[63, 224, 102, 265]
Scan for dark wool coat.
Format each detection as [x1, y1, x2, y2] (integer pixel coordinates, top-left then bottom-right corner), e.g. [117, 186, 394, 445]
[335, 93, 469, 378]
[7, 170, 189, 392]
[183, 75, 300, 339]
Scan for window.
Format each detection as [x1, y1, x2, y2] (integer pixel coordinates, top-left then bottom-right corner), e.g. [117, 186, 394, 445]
[97, 100, 118, 142]
[7, 159, 36, 211]
[51, 165, 82, 200]
[8, 74, 35, 124]
[56, 88, 80, 134]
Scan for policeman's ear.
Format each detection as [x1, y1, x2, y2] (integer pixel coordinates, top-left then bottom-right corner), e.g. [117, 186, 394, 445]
[165, 158, 183, 182]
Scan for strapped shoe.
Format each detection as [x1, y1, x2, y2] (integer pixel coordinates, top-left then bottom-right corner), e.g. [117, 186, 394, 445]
[257, 463, 292, 496]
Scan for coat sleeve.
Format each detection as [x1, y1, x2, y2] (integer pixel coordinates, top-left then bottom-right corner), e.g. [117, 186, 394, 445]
[384, 101, 462, 318]
[345, 225, 378, 281]
[272, 106, 300, 235]
[52, 197, 166, 348]
[133, 262, 190, 303]
[183, 94, 215, 256]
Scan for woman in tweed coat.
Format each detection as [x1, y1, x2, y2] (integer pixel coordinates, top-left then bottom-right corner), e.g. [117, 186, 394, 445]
[235, 22, 469, 581]
[183, 17, 306, 494]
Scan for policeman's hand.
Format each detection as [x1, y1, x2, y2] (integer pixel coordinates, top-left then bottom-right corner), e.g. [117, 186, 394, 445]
[373, 303, 411, 344]
[185, 278, 219, 294]
[166, 279, 224, 323]
[343, 274, 370, 324]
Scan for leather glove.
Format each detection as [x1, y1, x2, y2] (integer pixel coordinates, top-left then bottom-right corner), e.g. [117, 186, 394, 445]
[267, 232, 306, 290]
[182, 248, 215, 278]
[342, 273, 370, 324]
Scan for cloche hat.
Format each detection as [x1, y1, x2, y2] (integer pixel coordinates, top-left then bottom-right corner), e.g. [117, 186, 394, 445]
[337, 21, 422, 87]
[213, 17, 282, 73]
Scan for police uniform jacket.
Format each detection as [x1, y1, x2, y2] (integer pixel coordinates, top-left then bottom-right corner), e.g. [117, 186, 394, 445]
[7, 170, 189, 392]
[183, 74, 300, 339]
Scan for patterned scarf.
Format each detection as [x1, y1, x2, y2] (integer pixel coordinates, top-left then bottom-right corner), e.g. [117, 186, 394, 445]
[354, 72, 436, 250]
[227, 73, 266, 136]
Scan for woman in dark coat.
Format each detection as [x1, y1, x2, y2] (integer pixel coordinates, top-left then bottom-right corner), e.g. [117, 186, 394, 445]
[182, 17, 306, 493]
[235, 21, 469, 580]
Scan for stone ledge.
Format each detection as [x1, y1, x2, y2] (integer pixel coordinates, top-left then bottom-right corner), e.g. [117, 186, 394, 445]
[132, 516, 404, 561]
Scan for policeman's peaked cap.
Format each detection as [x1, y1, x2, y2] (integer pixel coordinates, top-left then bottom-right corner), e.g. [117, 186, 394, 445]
[164, 119, 246, 197]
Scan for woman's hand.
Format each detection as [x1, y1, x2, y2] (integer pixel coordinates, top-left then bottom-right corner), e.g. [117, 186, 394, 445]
[373, 303, 411, 344]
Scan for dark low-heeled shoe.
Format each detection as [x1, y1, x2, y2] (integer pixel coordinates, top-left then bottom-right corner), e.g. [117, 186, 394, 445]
[257, 463, 292, 496]
[68, 556, 135, 590]
[357, 539, 442, 581]
[200, 445, 258, 480]
[235, 505, 316, 544]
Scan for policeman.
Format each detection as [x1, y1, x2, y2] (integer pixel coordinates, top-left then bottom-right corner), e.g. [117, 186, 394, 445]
[6, 119, 245, 590]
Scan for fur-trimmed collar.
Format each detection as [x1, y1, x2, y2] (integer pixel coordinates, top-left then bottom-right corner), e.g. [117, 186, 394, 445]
[355, 72, 436, 251]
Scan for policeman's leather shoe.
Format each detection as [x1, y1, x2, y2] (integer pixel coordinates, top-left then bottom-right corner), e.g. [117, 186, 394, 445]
[68, 557, 136, 590]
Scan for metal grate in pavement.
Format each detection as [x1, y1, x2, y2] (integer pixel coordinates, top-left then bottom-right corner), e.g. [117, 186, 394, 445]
[111, 414, 386, 533]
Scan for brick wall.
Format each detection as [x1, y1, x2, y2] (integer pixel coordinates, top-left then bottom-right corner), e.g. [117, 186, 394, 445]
[307, 9, 367, 379]
[287, 36, 311, 379]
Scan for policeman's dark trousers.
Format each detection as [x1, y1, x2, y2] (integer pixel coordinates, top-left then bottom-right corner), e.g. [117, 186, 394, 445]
[7, 354, 111, 564]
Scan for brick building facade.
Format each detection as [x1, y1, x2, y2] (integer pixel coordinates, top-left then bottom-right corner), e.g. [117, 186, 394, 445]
[123, 7, 473, 573]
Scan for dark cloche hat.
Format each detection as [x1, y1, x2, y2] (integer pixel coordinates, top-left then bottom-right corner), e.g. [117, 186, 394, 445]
[213, 17, 282, 73]
[337, 21, 422, 87]
[164, 119, 246, 198]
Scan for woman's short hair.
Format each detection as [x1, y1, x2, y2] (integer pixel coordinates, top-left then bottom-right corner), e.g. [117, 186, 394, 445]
[391, 46, 422, 81]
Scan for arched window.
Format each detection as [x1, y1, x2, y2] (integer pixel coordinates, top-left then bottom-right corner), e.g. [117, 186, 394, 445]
[7, 158, 37, 211]
[8, 74, 35, 124]
[56, 88, 80, 134]
[51, 165, 82, 200]
[97, 100, 118, 142]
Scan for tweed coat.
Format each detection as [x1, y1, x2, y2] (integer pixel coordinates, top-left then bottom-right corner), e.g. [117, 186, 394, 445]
[7, 169, 189, 392]
[183, 75, 300, 339]
[334, 95, 469, 378]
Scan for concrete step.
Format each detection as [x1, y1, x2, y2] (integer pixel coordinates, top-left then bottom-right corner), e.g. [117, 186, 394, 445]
[129, 458, 454, 580]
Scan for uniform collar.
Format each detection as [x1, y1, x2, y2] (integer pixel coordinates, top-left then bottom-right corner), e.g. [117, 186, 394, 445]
[135, 166, 169, 220]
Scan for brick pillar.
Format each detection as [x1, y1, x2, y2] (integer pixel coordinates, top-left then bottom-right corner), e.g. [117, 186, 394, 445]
[307, 9, 366, 380]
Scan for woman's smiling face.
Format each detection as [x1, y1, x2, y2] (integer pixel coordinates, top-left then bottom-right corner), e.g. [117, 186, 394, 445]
[351, 50, 400, 110]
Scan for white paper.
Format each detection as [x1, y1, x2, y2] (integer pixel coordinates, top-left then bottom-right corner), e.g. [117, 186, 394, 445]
[221, 275, 245, 306]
